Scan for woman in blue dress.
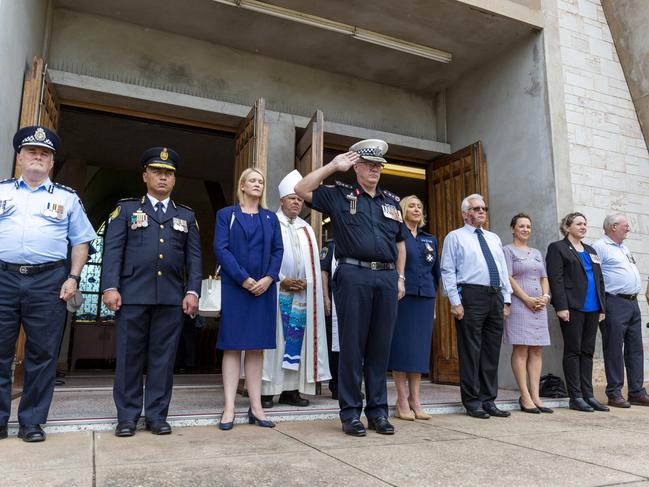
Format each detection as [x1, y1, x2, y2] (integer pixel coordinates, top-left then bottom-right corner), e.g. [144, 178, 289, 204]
[214, 168, 283, 429]
[388, 195, 440, 421]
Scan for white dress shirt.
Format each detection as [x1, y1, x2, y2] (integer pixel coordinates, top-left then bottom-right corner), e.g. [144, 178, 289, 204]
[147, 194, 170, 213]
[592, 235, 641, 295]
[441, 224, 512, 306]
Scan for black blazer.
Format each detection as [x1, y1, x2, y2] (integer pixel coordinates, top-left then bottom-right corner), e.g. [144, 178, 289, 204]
[546, 237, 605, 313]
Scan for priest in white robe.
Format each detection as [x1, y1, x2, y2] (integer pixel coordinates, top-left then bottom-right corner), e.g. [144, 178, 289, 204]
[261, 170, 330, 407]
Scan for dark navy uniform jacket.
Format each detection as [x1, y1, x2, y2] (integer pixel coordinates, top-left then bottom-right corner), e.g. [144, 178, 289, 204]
[404, 230, 441, 298]
[312, 182, 407, 262]
[101, 196, 202, 305]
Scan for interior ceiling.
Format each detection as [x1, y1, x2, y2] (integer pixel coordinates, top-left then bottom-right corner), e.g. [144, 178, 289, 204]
[54, 0, 538, 94]
[57, 107, 235, 182]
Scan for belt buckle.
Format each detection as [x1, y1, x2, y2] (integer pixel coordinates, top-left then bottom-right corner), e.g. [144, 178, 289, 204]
[370, 261, 379, 271]
[19, 265, 29, 275]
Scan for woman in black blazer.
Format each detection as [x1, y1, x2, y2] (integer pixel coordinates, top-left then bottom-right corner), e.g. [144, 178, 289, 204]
[546, 212, 607, 413]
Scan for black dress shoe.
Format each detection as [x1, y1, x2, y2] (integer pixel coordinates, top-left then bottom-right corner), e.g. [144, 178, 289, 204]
[483, 404, 511, 417]
[146, 420, 172, 435]
[0, 425, 7, 440]
[18, 424, 45, 442]
[569, 397, 594, 412]
[261, 395, 274, 409]
[115, 421, 136, 437]
[535, 405, 554, 414]
[278, 390, 310, 407]
[341, 417, 367, 437]
[367, 416, 395, 435]
[519, 397, 540, 414]
[585, 397, 609, 412]
[466, 408, 490, 419]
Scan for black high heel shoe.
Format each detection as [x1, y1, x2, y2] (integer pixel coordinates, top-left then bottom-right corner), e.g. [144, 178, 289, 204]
[218, 412, 235, 431]
[519, 397, 541, 414]
[248, 408, 275, 428]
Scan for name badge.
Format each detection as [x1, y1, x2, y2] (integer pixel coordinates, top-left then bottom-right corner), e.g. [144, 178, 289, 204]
[382, 204, 403, 223]
[131, 209, 148, 229]
[589, 253, 601, 264]
[0, 195, 12, 215]
[173, 217, 188, 233]
[627, 253, 636, 264]
[43, 202, 64, 220]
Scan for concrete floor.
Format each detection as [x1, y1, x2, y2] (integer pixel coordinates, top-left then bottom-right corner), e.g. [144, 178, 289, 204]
[3, 406, 649, 486]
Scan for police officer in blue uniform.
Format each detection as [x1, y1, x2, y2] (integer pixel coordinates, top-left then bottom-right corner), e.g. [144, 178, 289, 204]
[295, 140, 407, 436]
[0, 126, 97, 442]
[101, 147, 202, 437]
[320, 238, 339, 399]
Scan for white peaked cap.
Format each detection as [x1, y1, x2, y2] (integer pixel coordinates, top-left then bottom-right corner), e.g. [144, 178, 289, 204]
[278, 169, 303, 198]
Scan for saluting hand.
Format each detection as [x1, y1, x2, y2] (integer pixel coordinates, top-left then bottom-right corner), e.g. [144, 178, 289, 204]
[331, 151, 360, 172]
[59, 278, 78, 302]
[103, 289, 122, 312]
[183, 293, 199, 316]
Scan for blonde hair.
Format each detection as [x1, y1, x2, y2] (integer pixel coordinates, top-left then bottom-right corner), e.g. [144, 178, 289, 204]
[400, 195, 426, 228]
[237, 168, 266, 206]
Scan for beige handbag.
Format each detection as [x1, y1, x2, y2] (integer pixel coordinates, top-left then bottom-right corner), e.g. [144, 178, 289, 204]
[198, 266, 221, 317]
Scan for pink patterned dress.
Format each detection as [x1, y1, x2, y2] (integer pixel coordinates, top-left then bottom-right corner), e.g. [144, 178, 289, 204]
[503, 244, 551, 346]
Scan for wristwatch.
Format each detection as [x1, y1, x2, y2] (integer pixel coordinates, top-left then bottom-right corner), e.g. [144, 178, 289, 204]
[68, 274, 81, 284]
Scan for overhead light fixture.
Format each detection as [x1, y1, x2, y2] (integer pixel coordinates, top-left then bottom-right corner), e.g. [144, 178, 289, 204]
[211, 0, 452, 63]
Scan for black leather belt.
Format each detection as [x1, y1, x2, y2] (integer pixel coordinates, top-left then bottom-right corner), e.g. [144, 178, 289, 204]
[337, 258, 395, 270]
[606, 292, 637, 301]
[0, 259, 66, 275]
[459, 283, 501, 294]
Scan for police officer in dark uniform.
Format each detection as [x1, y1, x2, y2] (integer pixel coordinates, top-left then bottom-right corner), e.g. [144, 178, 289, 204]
[295, 140, 407, 436]
[0, 126, 96, 442]
[320, 238, 339, 399]
[101, 147, 202, 437]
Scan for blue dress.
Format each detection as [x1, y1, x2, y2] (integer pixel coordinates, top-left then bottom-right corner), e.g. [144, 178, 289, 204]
[388, 230, 440, 373]
[214, 206, 283, 350]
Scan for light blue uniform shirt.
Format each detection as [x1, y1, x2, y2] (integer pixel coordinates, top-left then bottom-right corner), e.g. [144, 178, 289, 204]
[441, 224, 513, 306]
[0, 177, 97, 264]
[592, 235, 641, 295]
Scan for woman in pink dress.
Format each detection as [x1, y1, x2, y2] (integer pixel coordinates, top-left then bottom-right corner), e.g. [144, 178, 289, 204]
[503, 213, 553, 414]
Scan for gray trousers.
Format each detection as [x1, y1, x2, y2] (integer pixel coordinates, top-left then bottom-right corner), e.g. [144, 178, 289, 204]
[600, 294, 646, 398]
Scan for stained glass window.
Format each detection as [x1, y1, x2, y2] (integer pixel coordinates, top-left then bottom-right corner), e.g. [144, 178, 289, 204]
[75, 221, 115, 323]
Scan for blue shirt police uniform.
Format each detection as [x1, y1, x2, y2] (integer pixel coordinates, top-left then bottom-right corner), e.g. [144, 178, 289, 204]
[100, 147, 203, 426]
[0, 127, 97, 430]
[311, 181, 407, 423]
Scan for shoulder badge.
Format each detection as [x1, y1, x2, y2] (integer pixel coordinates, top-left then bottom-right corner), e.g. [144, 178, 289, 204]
[108, 206, 121, 222]
[335, 180, 353, 190]
[53, 182, 77, 194]
[383, 190, 400, 202]
[319, 247, 329, 260]
[0, 177, 16, 185]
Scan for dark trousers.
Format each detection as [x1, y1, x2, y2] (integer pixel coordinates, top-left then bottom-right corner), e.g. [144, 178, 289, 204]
[113, 304, 184, 422]
[325, 311, 339, 394]
[455, 286, 504, 411]
[601, 295, 646, 398]
[0, 266, 67, 426]
[560, 309, 599, 399]
[333, 265, 397, 422]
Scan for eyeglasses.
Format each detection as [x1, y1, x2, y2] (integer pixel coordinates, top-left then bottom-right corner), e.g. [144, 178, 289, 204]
[357, 161, 384, 170]
[468, 206, 488, 212]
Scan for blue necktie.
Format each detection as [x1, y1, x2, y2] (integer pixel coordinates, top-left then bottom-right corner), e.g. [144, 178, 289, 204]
[475, 228, 500, 287]
[155, 202, 164, 220]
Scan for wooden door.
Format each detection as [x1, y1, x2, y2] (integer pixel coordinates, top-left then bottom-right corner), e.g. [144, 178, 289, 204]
[12, 57, 61, 393]
[427, 142, 488, 384]
[295, 110, 324, 246]
[233, 98, 268, 205]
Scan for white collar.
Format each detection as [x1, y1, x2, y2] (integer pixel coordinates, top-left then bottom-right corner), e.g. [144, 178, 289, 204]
[147, 194, 170, 211]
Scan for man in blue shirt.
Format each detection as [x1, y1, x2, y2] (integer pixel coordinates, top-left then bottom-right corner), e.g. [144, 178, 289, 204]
[593, 213, 649, 408]
[0, 126, 97, 442]
[441, 193, 512, 419]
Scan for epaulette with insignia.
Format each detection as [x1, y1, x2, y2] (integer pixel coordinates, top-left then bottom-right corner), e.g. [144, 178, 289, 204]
[53, 182, 77, 194]
[117, 197, 138, 203]
[335, 180, 353, 189]
[383, 190, 401, 202]
[0, 177, 16, 184]
[176, 203, 194, 212]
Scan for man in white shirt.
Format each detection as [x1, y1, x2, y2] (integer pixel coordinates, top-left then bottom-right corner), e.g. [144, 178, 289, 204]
[441, 193, 512, 419]
[593, 213, 649, 408]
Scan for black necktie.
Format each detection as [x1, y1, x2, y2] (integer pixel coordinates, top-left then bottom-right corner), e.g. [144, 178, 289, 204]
[475, 228, 500, 287]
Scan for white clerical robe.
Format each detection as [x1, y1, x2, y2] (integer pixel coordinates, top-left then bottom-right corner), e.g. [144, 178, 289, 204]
[262, 210, 331, 395]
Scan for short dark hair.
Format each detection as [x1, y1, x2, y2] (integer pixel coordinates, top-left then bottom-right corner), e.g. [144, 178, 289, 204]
[560, 212, 587, 237]
[510, 212, 532, 229]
